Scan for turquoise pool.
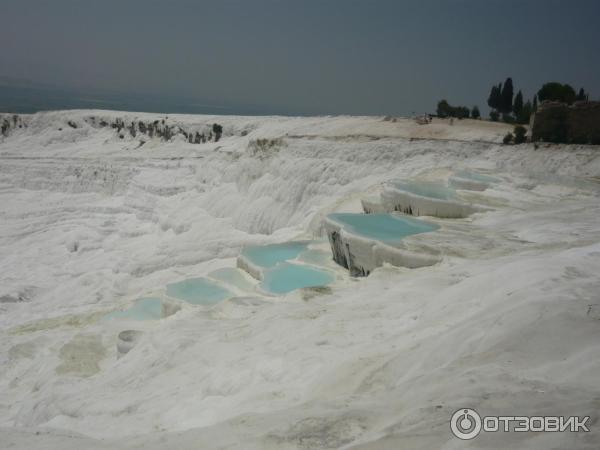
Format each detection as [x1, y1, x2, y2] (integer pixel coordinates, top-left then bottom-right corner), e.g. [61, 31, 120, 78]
[166, 277, 233, 305]
[328, 213, 439, 243]
[392, 180, 456, 200]
[261, 262, 334, 294]
[104, 297, 163, 321]
[240, 241, 309, 268]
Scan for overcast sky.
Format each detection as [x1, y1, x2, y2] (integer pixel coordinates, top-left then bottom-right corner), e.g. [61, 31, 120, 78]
[1, 0, 599, 115]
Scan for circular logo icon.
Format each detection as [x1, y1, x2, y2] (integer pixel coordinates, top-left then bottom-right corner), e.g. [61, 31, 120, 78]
[450, 408, 482, 440]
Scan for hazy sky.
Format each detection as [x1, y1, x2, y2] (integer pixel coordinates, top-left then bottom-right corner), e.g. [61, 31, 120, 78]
[2, 0, 599, 115]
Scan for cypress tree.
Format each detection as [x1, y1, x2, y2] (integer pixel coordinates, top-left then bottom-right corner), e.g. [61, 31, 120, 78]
[487, 86, 499, 110]
[576, 88, 588, 101]
[487, 83, 503, 111]
[497, 83, 503, 107]
[513, 90, 524, 117]
[500, 78, 514, 114]
[533, 95, 538, 112]
[518, 100, 532, 124]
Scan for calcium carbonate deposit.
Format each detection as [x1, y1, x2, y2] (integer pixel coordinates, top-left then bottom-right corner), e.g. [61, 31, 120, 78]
[1, 111, 600, 449]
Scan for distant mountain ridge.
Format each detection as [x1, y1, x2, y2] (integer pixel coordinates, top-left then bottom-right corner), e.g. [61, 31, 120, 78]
[0, 76, 284, 116]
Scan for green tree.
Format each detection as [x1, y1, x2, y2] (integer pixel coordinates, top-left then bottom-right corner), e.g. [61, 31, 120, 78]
[513, 90, 524, 117]
[500, 78, 514, 114]
[517, 100, 532, 124]
[533, 95, 538, 112]
[490, 110, 500, 122]
[436, 100, 470, 119]
[437, 100, 451, 118]
[455, 106, 470, 119]
[471, 106, 480, 119]
[487, 85, 501, 111]
[576, 88, 588, 101]
[537, 82, 576, 104]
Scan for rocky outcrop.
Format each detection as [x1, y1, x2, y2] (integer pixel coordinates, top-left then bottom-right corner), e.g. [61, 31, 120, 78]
[531, 100, 600, 144]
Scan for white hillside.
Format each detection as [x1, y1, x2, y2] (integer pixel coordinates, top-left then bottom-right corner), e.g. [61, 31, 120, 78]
[1, 110, 599, 449]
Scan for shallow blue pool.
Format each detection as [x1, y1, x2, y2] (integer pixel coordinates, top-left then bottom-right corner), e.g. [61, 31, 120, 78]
[328, 213, 439, 243]
[392, 180, 456, 200]
[261, 262, 334, 294]
[241, 241, 309, 268]
[166, 278, 233, 305]
[104, 297, 163, 321]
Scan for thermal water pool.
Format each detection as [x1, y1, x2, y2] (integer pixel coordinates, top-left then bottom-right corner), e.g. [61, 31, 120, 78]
[238, 241, 336, 294]
[391, 180, 457, 200]
[381, 179, 477, 218]
[104, 297, 163, 321]
[260, 262, 335, 294]
[166, 278, 233, 305]
[240, 241, 309, 268]
[327, 213, 439, 243]
[324, 212, 442, 275]
[449, 171, 500, 191]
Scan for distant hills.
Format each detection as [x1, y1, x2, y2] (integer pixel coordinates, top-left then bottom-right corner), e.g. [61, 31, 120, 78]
[0, 76, 281, 116]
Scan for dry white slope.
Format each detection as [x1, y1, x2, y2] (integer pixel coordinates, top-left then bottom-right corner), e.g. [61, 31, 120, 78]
[0, 111, 599, 449]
